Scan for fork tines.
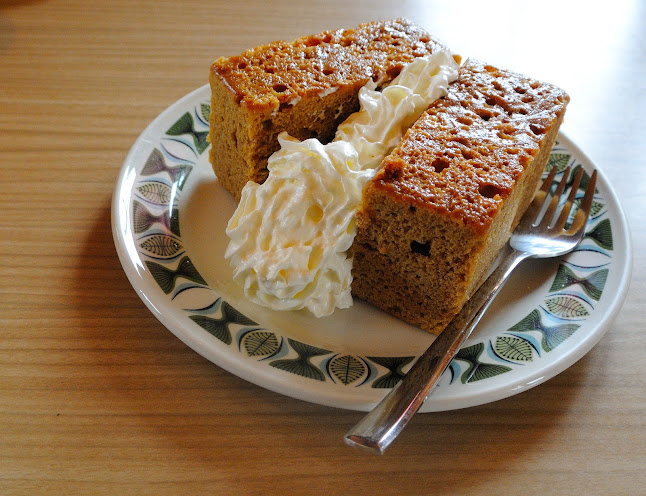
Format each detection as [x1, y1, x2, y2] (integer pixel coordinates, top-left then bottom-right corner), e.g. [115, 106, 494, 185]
[528, 166, 597, 234]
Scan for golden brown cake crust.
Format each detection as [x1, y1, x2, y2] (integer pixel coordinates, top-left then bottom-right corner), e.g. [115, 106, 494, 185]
[352, 60, 569, 334]
[211, 18, 446, 111]
[371, 60, 570, 235]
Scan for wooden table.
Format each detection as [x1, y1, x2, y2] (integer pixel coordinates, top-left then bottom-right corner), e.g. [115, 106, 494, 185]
[1, 1, 644, 494]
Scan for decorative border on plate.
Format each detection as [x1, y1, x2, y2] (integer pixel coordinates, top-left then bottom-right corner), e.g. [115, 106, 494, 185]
[130, 101, 613, 390]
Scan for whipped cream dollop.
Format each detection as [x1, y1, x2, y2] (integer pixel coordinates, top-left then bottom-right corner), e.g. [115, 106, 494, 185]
[225, 49, 459, 317]
[335, 50, 459, 169]
[225, 135, 373, 315]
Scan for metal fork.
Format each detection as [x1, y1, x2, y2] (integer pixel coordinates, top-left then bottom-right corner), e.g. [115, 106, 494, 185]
[345, 165, 598, 454]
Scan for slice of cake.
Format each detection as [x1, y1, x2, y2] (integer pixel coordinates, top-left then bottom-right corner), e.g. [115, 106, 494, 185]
[209, 19, 447, 200]
[351, 60, 569, 334]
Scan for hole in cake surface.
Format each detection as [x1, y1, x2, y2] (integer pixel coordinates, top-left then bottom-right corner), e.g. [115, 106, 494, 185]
[479, 184, 502, 199]
[431, 157, 451, 173]
[386, 66, 402, 79]
[514, 86, 527, 94]
[529, 123, 545, 135]
[323, 67, 334, 76]
[237, 61, 247, 69]
[273, 83, 289, 93]
[305, 37, 322, 47]
[476, 108, 493, 121]
[410, 240, 431, 257]
[381, 161, 403, 181]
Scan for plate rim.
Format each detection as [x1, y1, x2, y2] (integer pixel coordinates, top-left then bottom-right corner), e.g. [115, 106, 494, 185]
[111, 85, 633, 412]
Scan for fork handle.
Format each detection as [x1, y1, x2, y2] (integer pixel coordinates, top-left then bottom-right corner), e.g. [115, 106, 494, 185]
[345, 248, 531, 454]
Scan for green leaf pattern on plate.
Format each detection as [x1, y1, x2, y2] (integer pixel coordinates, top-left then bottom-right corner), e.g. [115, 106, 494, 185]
[240, 329, 281, 358]
[139, 234, 183, 259]
[494, 336, 534, 362]
[327, 355, 368, 385]
[546, 152, 571, 173]
[137, 181, 172, 205]
[544, 295, 590, 319]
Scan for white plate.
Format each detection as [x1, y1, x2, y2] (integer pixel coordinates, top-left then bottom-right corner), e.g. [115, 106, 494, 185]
[112, 85, 632, 412]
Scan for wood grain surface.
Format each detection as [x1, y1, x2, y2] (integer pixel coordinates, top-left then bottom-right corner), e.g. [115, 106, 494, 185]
[1, 1, 644, 494]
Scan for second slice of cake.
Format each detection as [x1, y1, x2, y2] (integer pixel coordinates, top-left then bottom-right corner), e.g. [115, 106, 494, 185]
[352, 60, 569, 334]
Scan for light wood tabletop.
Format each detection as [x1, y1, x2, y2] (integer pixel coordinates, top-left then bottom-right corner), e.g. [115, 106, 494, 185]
[1, 0, 644, 494]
